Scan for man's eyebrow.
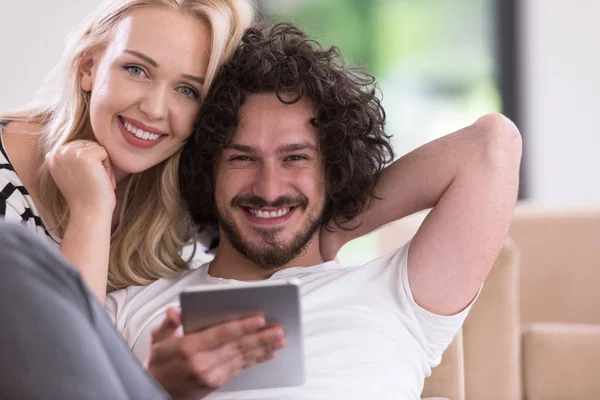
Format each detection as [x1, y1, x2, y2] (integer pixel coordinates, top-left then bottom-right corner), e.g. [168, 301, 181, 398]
[224, 143, 257, 154]
[277, 142, 319, 153]
[124, 50, 158, 67]
[224, 141, 319, 154]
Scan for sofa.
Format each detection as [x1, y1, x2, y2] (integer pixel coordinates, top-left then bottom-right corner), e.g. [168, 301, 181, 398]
[360, 204, 600, 399]
[510, 204, 600, 400]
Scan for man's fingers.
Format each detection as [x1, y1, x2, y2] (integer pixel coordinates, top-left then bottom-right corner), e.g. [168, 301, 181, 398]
[166, 307, 182, 325]
[150, 314, 267, 363]
[210, 324, 286, 370]
[151, 307, 182, 344]
[148, 322, 287, 394]
[179, 324, 284, 371]
[187, 327, 286, 390]
[185, 314, 267, 352]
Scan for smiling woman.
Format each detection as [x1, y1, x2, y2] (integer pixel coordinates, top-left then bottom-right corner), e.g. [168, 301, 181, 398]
[79, 6, 211, 176]
[0, 0, 255, 300]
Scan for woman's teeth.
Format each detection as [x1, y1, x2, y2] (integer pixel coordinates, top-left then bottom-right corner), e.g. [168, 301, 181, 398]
[122, 119, 161, 141]
[248, 208, 291, 219]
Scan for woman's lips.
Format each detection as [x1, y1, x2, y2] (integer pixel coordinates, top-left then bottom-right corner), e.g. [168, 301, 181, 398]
[117, 116, 167, 149]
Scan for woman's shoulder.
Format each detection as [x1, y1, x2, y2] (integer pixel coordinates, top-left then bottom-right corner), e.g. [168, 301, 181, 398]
[0, 119, 43, 180]
[0, 119, 44, 138]
[0, 121, 19, 180]
[0, 122, 43, 230]
[0, 144, 30, 222]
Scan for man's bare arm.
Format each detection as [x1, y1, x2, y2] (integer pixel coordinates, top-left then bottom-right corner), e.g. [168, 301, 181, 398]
[325, 113, 522, 315]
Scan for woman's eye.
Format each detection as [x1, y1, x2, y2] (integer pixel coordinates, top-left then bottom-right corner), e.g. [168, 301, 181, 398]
[124, 65, 147, 78]
[178, 86, 200, 100]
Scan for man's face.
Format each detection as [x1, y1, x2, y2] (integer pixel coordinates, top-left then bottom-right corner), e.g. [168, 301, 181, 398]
[214, 93, 327, 268]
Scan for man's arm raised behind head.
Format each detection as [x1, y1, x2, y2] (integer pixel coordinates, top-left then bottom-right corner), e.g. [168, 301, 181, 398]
[325, 113, 522, 316]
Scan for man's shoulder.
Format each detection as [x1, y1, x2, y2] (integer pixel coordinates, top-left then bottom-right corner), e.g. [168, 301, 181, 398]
[138, 262, 210, 294]
[354, 240, 411, 270]
[106, 263, 210, 316]
[308, 241, 411, 287]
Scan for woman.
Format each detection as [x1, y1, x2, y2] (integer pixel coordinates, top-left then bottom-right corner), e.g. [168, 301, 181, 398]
[0, 0, 253, 302]
[0, 1, 287, 399]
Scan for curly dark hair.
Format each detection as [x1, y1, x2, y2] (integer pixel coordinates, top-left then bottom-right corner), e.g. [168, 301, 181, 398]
[180, 22, 394, 231]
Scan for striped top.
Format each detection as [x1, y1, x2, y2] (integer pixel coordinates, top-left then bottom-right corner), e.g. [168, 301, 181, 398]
[0, 121, 60, 245]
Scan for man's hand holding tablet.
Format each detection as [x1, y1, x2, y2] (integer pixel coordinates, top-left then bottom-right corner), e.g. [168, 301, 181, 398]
[147, 279, 305, 397]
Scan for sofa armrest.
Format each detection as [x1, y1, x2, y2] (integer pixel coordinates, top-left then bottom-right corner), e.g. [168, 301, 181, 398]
[523, 322, 600, 400]
[421, 329, 465, 400]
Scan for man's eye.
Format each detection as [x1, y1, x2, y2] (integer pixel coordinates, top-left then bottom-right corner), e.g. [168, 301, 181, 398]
[286, 155, 307, 162]
[231, 156, 253, 162]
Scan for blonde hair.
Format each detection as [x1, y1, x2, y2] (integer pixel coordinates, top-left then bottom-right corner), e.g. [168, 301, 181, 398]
[1, 0, 255, 291]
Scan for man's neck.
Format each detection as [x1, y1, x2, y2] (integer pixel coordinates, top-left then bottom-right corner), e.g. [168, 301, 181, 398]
[208, 234, 325, 281]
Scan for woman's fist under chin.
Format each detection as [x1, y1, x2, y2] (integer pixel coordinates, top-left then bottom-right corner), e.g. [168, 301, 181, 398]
[45, 140, 117, 215]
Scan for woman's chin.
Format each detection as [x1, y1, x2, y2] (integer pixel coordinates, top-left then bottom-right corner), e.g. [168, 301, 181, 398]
[108, 148, 180, 179]
[110, 157, 156, 179]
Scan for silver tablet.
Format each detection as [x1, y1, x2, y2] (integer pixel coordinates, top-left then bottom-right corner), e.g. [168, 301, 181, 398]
[180, 279, 305, 392]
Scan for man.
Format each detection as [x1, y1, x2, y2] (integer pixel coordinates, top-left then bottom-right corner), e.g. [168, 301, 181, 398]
[105, 23, 522, 399]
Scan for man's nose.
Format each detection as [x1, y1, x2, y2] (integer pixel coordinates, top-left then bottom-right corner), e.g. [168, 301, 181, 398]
[251, 161, 286, 203]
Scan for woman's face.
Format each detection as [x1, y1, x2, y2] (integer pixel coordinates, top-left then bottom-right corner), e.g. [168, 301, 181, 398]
[80, 6, 211, 178]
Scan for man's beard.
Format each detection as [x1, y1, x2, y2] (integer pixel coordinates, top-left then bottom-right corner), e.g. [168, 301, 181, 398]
[218, 194, 325, 269]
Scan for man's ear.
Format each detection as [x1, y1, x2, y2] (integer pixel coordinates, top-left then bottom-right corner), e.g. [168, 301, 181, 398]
[79, 52, 97, 92]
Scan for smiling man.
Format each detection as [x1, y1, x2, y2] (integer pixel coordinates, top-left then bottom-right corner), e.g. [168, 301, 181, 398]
[106, 22, 522, 399]
[204, 92, 330, 279]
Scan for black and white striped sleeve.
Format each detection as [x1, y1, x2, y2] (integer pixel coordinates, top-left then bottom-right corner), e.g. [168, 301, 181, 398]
[0, 199, 24, 223]
[0, 180, 26, 223]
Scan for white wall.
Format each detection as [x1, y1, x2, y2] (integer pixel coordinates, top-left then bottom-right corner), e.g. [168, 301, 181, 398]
[0, 1, 98, 111]
[520, 0, 600, 205]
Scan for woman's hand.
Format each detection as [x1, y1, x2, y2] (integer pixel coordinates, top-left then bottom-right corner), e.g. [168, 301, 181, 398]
[45, 140, 117, 215]
[147, 308, 286, 400]
[45, 140, 117, 302]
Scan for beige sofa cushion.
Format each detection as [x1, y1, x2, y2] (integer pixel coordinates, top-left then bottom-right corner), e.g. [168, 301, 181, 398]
[522, 323, 600, 400]
[422, 329, 464, 400]
[509, 205, 600, 325]
[462, 238, 521, 400]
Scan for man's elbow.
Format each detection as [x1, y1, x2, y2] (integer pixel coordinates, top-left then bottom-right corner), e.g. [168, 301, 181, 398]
[474, 112, 523, 172]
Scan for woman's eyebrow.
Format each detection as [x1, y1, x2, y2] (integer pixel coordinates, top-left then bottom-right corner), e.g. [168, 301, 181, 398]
[124, 49, 158, 67]
[182, 74, 205, 85]
[124, 49, 204, 84]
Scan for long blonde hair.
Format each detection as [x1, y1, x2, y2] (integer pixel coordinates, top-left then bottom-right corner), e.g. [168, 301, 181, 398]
[1, 0, 255, 291]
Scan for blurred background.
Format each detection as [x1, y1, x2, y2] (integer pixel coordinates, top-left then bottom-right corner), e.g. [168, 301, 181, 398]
[1, 0, 598, 263]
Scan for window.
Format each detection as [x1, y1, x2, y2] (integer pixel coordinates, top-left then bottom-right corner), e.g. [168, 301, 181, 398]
[259, 0, 503, 264]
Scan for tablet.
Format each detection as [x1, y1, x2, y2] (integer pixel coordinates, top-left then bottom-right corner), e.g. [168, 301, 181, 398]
[180, 279, 305, 392]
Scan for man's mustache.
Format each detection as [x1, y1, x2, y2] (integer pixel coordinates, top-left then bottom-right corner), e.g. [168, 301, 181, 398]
[231, 194, 308, 209]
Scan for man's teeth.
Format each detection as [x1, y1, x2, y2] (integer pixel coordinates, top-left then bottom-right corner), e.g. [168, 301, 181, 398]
[122, 119, 161, 141]
[248, 208, 291, 219]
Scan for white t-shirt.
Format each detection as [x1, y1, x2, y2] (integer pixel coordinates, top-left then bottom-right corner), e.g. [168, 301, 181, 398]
[106, 241, 475, 400]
